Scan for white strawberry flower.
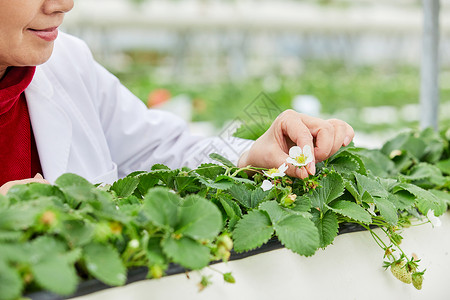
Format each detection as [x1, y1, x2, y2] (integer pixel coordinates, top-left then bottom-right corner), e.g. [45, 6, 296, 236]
[426, 209, 441, 227]
[286, 145, 314, 167]
[367, 203, 376, 216]
[261, 180, 274, 191]
[129, 239, 140, 249]
[263, 163, 288, 178]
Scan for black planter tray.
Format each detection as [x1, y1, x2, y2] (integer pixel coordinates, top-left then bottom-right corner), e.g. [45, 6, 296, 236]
[26, 222, 368, 300]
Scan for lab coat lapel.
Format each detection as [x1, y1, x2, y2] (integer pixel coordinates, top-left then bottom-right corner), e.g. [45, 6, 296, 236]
[25, 67, 72, 183]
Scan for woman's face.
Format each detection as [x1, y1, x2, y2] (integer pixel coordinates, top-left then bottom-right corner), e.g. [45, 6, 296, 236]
[0, 0, 74, 77]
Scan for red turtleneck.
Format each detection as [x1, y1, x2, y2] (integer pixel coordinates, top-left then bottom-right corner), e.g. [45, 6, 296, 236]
[0, 66, 42, 186]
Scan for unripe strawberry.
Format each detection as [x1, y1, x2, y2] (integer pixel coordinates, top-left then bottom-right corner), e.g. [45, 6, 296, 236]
[40, 210, 57, 226]
[217, 234, 233, 251]
[412, 272, 424, 290]
[280, 194, 296, 207]
[198, 275, 212, 292]
[109, 221, 123, 235]
[390, 261, 412, 284]
[94, 222, 112, 242]
[150, 265, 164, 279]
[216, 245, 231, 261]
[223, 272, 236, 284]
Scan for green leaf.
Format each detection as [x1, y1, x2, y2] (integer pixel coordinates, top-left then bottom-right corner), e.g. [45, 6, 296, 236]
[198, 176, 234, 191]
[150, 168, 178, 188]
[354, 173, 389, 198]
[83, 242, 126, 286]
[308, 172, 345, 211]
[329, 155, 360, 174]
[429, 190, 450, 214]
[374, 197, 398, 225]
[55, 173, 97, 208]
[232, 210, 274, 252]
[312, 210, 339, 248]
[0, 231, 21, 242]
[229, 184, 252, 208]
[381, 131, 410, 156]
[416, 190, 448, 216]
[176, 195, 222, 240]
[30, 236, 67, 263]
[136, 173, 159, 195]
[61, 220, 94, 247]
[394, 183, 442, 215]
[218, 194, 242, 220]
[328, 200, 372, 224]
[143, 187, 181, 228]
[111, 177, 140, 198]
[250, 188, 272, 208]
[0, 194, 8, 208]
[388, 191, 416, 210]
[274, 215, 320, 256]
[259, 201, 291, 224]
[174, 176, 200, 193]
[344, 179, 361, 203]
[55, 173, 93, 188]
[289, 194, 311, 213]
[436, 158, 450, 175]
[147, 237, 167, 266]
[151, 164, 171, 171]
[0, 260, 23, 300]
[0, 244, 29, 263]
[31, 256, 78, 296]
[357, 149, 395, 177]
[161, 236, 210, 270]
[195, 164, 226, 179]
[0, 205, 40, 231]
[209, 153, 235, 168]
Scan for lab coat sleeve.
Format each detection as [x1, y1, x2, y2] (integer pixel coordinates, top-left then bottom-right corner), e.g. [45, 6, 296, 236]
[75, 39, 252, 177]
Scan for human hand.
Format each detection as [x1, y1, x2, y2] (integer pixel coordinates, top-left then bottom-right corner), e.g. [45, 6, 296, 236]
[238, 110, 354, 178]
[0, 173, 49, 196]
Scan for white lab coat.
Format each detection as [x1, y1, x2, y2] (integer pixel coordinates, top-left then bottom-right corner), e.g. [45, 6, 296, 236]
[25, 33, 251, 184]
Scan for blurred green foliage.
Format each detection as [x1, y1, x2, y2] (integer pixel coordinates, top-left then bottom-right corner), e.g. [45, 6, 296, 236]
[112, 59, 450, 131]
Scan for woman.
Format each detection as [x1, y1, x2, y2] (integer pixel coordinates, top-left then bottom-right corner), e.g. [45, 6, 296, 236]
[0, 0, 354, 195]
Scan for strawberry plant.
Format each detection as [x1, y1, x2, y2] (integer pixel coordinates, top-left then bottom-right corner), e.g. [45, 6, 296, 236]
[0, 127, 449, 299]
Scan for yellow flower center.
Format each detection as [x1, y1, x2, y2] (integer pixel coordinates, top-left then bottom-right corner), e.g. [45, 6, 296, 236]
[295, 154, 306, 164]
[267, 168, 279, 175]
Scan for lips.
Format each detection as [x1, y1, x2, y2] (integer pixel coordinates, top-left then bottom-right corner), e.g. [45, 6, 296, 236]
[28, 27, 59, 42]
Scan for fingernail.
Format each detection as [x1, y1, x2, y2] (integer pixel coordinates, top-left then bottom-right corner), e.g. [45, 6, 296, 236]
[300, 167, 308, 179]
[343, 136, 351, 147]
[307, 162, 316, 175]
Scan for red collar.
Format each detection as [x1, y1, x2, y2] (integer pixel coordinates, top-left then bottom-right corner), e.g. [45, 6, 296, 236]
[0, 66, 36, 115]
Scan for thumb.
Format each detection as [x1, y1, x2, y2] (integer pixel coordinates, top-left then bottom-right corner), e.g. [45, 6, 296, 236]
[34, 173, 44, 179]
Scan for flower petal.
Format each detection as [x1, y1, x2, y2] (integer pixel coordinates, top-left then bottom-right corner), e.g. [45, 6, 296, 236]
[278, 163, 288, 173]
[263, 170, 274, 178]
[286, 157, 301, 166]
[427, 209, 442, 227]
[302, 145, 313, 157]
[289, 146, 302, 158]
[261, 180, 274, 191]
[367, 203, 376, 216]
[305, 156, 314, 165]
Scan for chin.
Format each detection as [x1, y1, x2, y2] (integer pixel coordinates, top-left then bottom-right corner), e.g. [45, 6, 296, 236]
[29, 44, 55, 66]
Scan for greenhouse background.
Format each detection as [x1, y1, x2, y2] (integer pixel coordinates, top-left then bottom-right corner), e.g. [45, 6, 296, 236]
[62, 0, 450, 147]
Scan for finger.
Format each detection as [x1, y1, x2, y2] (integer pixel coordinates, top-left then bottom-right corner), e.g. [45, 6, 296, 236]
[278, 110, 315, 158]
[295, 166, 309, 179]
[34, 173, 44, 179]
[343, 123, 355, 146]
[299, 114, 335, 162]
[327, 119, 349, 157]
